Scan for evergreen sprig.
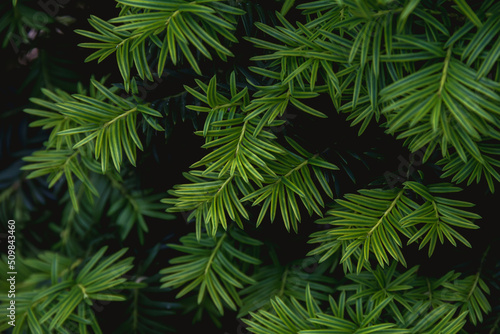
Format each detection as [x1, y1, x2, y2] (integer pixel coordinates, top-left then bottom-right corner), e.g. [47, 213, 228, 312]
[163, 74, 337, 237]
[76, 0, 245, 89]
[309, 182, 480, 273]
[159, 228, 262, 315]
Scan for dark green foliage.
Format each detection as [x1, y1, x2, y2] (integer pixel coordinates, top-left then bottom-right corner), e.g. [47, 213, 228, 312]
[237, 256, 336, 317]
[0, 0, 52, 48]
[0, 247, 135, 333]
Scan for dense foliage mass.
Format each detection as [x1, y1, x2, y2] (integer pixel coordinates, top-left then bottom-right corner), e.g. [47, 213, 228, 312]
[1, 0, 500, 333]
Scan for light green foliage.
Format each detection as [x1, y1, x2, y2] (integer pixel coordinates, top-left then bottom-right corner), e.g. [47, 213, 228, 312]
[244, 285, 410, 334]
[441, 273, 492, 325]
[160, 228, 262, 314]
[163, 74, 338, 237]
[55, 79, 164, 173]
[21, 78, 164, 211]
[76, 0, 245, 89]
[18, 76, 173, 255]
[22, 83, 103, 211]
[309, 182, 480, 273]
[247, 0, 500, 191]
